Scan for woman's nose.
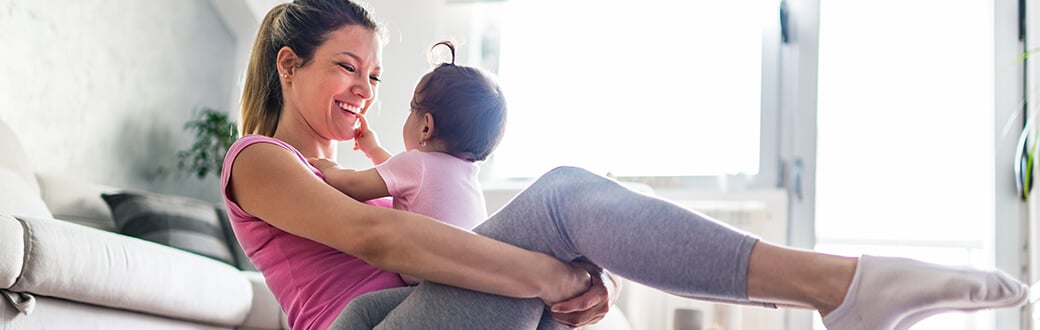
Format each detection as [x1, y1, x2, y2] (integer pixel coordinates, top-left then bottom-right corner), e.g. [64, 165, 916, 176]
[353, 81, 373, 100]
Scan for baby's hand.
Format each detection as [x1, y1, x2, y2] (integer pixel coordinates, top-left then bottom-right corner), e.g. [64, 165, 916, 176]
[353, 115, 381, 152]
[307, 157, 341, 174]
[352, 115, 391, 164]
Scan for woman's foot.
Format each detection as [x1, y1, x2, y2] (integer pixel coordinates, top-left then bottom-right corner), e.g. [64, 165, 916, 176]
[822, 255, 1028, 330]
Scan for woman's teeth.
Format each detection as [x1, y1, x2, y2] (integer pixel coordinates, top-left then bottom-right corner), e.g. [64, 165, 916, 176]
[337, 102, 360, 114]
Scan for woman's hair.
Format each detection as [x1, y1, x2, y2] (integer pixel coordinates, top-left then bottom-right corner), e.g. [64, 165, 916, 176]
[241, 0, 380, 137]
[412, 41, 507, 162]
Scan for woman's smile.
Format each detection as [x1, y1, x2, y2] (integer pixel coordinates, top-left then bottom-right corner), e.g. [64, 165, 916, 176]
[333, 102, 360, 133]
[337, 101, 361, 115]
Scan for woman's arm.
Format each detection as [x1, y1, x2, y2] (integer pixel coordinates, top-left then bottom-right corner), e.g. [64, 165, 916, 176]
[229, 143, 590, 303]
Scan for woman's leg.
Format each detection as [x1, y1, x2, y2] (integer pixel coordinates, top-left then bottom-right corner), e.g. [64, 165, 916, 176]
[476, 166, 770, 306]
[372, 282, 565, 330]
[328, 287, 413, 330]
[329, 283, 564, 330]
[745, 241, 856, 312]
[479, 166, 1026, 328]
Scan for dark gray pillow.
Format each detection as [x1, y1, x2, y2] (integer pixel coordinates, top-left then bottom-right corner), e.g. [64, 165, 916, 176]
[216, 206, 256, 271]
[102, 192, 235, 266]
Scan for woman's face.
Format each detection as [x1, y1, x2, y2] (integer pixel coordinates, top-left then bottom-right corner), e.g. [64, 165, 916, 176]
[285, 24, 382, 141]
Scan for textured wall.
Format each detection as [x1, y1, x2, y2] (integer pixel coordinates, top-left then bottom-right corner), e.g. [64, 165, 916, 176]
[0, 0, 235, 202]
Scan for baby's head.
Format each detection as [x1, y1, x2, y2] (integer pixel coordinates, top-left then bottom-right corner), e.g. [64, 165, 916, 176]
[407, 41, 506, 162]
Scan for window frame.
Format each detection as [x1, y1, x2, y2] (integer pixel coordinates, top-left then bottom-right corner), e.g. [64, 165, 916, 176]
[779, 0, 1026, 328]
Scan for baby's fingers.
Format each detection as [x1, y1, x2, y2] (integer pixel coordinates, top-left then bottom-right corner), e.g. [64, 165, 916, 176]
[307, 157, 338, 170]
[356, 114, 370, 133]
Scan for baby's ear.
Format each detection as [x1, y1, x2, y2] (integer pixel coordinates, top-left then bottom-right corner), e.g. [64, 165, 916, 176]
[421, 113, 436, 136]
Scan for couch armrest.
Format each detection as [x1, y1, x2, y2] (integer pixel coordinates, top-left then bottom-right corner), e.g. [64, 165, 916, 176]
[0, 215, 24, 289]
[240, 271, 288, 330]
[7, 215, 252, 327]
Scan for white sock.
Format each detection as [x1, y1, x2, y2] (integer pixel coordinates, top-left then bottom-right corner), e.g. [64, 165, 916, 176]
[821, 255, 1028, 330]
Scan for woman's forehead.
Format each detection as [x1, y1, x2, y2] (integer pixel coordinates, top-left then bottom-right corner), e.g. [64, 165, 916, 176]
[321, 25, 382, 66]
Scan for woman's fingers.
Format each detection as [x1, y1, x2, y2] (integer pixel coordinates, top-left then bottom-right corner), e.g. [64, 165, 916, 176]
[549, 261, 611, 327]
[550, 280, 604, 313]
[550, 298, 609, 327]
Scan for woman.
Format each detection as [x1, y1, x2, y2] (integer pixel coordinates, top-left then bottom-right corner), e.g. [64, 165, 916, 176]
[221, 1, 1028, 329]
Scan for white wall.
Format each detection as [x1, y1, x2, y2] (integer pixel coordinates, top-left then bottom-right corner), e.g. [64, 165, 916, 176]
[0, 0, 236, 202]
[0, 0, 483, 202]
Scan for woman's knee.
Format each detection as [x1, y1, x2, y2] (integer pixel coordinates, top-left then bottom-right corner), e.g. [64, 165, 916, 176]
[543, 166, 594, 180]
[534, 166, 608, 192]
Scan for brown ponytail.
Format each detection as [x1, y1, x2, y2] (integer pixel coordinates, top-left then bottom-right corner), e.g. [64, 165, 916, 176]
[241, 3, 288, 137]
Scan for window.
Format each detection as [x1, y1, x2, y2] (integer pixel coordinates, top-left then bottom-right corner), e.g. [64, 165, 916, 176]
[492, 0, 774, 179]
[813, 0, 996, 328]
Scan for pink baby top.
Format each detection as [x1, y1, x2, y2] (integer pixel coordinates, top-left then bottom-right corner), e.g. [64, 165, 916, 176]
[375, 150, 488, 230]
[221, 135, 405, 330]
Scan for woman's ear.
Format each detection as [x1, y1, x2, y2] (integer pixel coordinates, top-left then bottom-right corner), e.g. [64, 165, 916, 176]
[276, 46, 298, 79]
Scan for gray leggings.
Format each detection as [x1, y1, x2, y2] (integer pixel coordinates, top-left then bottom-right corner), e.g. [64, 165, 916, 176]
[329, 166, 769, 329]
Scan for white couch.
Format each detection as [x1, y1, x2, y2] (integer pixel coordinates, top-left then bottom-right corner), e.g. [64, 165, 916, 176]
[0, 119, 287, 330]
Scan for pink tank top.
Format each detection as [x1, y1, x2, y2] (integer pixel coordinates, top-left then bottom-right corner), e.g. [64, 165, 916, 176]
[221, 135, 405, 330]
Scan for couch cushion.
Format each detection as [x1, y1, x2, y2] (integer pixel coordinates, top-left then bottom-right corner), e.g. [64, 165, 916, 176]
[36, 172, 119, 231]
[0, 169, 53, 220]
[9, 215, 251, 326]
[0, 215, 25, 289]
[1, 293, 233, 330]
[218, 207, 257, 271]
[102, 192, 235, 265]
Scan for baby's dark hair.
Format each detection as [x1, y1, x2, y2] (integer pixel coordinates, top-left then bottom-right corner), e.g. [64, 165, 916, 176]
[410, 41, 507, 162]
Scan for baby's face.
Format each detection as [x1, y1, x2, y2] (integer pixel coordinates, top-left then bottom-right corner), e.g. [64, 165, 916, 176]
[402, 109, 423, 151]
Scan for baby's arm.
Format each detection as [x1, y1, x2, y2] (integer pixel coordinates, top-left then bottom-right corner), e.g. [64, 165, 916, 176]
[312, 157, 421, 285]
[309, 158, 390, 201]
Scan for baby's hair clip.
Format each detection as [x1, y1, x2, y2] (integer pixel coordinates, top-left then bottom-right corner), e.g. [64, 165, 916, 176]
[429, 41, 457, 66]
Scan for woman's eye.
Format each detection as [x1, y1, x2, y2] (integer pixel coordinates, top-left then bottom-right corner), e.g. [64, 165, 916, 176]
[338, 63, 356, 72]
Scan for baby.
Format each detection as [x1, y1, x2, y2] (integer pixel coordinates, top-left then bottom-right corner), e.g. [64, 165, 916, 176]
[310, 41, 507, 285]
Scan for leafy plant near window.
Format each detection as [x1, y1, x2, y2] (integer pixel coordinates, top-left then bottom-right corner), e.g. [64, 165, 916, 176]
[165, 108, 239, 180]
[1014, 49, 1040, 200]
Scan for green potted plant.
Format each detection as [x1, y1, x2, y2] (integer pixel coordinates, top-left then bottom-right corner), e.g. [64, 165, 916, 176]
[167, 107, 239, 180]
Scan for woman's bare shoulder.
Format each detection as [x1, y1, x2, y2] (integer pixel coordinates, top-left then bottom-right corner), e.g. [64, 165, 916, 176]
[227, 141, 393, 254]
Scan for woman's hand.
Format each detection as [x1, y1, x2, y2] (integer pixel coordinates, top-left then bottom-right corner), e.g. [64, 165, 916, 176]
[549, 261, 621, 328]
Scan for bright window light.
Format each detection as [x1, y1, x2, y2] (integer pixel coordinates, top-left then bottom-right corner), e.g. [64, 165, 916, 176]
[813, 0, 995, 328]
[492, 0, 770, 179]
